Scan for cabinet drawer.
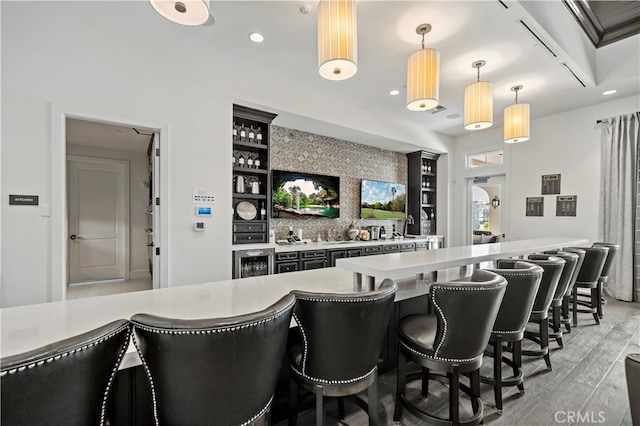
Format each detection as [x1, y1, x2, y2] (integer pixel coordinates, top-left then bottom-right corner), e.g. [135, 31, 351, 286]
[415, 241, 429, 250]
[233, 223, 267, 233]
[363, 245, 383, 255]
[400, 242, 416, 252]
[276, 252, 299, 262]
[302, 250, 327, 259]
[384, 244, 400, 253]
[276, 261, 299, 274]
[232, 233, 266, 244]
[301, 258, 327, 270]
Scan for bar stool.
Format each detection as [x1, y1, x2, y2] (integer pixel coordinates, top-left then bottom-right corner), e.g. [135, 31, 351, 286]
[131, 294, 295, 426]
[1, 319, 131, 425]
[546, 248, 585, 333]
[625, 353, 640, 425]
[483, 261, 543, 415]
[531, 251, 579, 348]
[394, 270, 507, 426]
[287, 279, 397, 426]
[592, 242, 620, 318]
[499, 255, 564, 370]
[565, 246, 609, 327]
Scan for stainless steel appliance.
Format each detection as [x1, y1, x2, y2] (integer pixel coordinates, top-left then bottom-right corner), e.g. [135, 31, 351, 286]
[233, 248, 274, 278]
[369, 226, 380, 240]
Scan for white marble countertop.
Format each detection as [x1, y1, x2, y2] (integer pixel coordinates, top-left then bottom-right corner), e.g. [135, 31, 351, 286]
[335, 237, 589, 280]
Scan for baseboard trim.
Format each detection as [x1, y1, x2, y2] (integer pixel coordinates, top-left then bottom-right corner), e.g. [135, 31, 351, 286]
[129, 270, 151, 280]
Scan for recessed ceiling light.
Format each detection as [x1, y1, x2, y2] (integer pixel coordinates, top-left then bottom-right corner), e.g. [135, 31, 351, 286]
[249, 33, 264, 43]
[602, 89, 617, 96]
[389, 90, 400, 96]
[446, 114, 461, 119]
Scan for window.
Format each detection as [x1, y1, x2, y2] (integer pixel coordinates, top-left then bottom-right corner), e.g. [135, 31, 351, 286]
[466, 150, 504, 168]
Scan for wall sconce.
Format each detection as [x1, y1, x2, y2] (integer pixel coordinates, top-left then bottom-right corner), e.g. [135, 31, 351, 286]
[406, 23, 440, 111]
[491, 196, 501, 209]
[149, 0, 211, 26]
[317, 0, 358, 81]
[504, 85, 530, 143]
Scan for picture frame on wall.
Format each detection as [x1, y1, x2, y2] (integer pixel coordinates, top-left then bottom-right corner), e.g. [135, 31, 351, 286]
[542, 174, 561, 195]
[526, 197, 544, 216]
[556, 195, 577, 217]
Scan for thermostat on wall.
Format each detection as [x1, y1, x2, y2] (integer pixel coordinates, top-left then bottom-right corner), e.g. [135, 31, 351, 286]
[195, 206, 212, 217]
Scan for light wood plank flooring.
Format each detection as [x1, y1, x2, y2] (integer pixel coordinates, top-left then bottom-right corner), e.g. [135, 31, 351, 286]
[283, 297, 639, 425]
[66, 277, 152, 299]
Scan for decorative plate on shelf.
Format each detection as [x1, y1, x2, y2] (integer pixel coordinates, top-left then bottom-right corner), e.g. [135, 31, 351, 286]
[236, 201, 257, 220]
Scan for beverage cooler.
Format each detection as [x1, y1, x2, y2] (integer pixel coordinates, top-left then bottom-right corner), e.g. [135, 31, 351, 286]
[233, 248, 274, 279]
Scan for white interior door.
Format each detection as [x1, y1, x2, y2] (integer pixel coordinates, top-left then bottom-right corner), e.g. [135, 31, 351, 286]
[68, 156, 128, 283]
[151, 132, 160, 289]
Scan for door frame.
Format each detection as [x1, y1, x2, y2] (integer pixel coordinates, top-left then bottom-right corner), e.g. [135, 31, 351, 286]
[51, 105, 170, 302]
[466, 174, 508, 245]
[67, 155, 129, 284]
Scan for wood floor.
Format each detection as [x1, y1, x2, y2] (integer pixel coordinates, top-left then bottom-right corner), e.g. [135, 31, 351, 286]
[283, 297, 639, 425]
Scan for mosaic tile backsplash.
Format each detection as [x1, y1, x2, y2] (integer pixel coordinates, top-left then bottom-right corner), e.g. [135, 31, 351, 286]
[270, 125, 408, 241]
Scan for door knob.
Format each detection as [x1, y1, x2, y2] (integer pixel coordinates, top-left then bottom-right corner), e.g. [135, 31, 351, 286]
[69, 235, 84, 240]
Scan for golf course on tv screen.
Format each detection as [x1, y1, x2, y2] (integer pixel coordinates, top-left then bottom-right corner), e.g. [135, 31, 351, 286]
[360, 179, 406, 219]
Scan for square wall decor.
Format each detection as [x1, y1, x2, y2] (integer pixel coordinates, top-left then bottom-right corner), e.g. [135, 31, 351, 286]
[542, 174, 561, 195]
[526, 197, 544, 216]
[556, 195, 577, 217]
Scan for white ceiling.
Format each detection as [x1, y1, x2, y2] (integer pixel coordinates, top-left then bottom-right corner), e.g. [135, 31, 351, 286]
[66, 118, 154, 153]
[66, 0, 640, 153]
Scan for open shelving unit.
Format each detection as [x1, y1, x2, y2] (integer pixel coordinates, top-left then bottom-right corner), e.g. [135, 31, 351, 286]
[407, 150, 440, 236]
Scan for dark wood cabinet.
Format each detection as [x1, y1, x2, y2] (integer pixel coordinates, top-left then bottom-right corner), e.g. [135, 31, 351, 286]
[384, 244, 400, 253]
[407, 150, 440, 236]
[274, 251, 299, 274]
[362, 245, 383, 256]
[328, 247, 362, 267]
[232, 105, 277, 245]
[301, 250, 328, 270]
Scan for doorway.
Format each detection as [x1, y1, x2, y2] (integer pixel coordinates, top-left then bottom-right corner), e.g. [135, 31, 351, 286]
[63, 117, 160, 299]
[467, 175, 506, 244]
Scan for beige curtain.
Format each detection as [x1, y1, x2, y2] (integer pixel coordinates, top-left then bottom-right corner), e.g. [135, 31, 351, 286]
[599, 112, 639, 301]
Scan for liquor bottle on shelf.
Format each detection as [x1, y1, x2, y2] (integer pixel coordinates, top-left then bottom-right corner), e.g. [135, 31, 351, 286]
[238, 154, 245, 167]
[260, 203, 266, 220]
[232, 121, 238, 141]
[426, 180, 430, 188]
[256, 127, 263, 144]
[232, 154, 236, 166]
[246, 155, 254, 168]
[427, 162, 432, 173]
[254, 156, 261, 169]
[239, 123, 247, 142]
[421, 179, 426, 189]
[248, 126, 256, 143]
[430, 210, 435, 220]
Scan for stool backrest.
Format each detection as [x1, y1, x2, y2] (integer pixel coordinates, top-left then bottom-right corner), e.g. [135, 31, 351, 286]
[131, 294, 295, 426]
[290, 279, 396, 384]
[487, 261, 543, 337]
[431, 270, 506, 361]
[566, 246, 609, 284]
[1, 319, 131, 426]
[546, 248, 585, 296]
[532, 251, 579, 301]
[592, 242, 620, 279]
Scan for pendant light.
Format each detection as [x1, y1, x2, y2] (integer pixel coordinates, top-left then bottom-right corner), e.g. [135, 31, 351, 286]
[504, 85, 530, 143]
[149, 0, 210, 26]
[317, 0, 358, 81]
[464, 60, 493, 130]
[407, 23, 440, 111]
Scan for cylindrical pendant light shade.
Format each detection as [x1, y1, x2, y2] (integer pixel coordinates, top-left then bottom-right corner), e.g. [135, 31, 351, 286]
[317, 0, 357, 81]
[504, 103, 530, 143]
[406, 48, 440, 111]
[464, 81, 493, 130]
[149, 0, 210, 26]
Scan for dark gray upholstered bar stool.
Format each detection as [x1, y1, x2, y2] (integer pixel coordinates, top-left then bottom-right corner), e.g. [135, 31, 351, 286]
[498, 255, 564, 370]
[287, 279, 397, 426]
[545, 248, 585, 333]
[131, 294, 295, 426]
[592, 242, 620, 318]
[625, 353, 640, 425]
[531, 251, 579, 348]
[564, 246, 609, 327]
[483, 261, 543, 415]
[394, 270, 507, 426]
[0, 319, 131, 425]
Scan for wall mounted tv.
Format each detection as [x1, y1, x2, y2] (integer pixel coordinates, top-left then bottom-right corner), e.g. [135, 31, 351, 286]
[360, 179, 406, 219]
[272, 170, 340, 219]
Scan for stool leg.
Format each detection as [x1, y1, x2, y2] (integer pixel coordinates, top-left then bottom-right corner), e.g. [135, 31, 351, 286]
[591, 288, 600, 324]
[572, 287, 578, 327]
[493, 339, 503, 415]
[449, 368, 460, 424]
[393, 350, 407, 422]
[562, 296, 571, 333]
[597, 280, 604, 319]
[514, 340, 524, 394]
[471, 368, 481, 415]
[421, 367, 429, 398]
[368, 372, 379, 426]
[338, 398, 345, 420]
[288, 378, 298, 426]
[315, 386, 324, 426]
[541, 318, 552, 370]
[553, 306, 563, 348]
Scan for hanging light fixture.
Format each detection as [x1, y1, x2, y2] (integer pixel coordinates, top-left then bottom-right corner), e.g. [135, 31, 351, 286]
[149, 0, 210, 26]
[464, 60, 493, 130]
[317, 0, 358, 81]
[407, 23, 440, 111]
[504, 85, 530, 143]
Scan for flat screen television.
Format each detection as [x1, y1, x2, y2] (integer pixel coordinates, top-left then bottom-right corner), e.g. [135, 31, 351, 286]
[272, 170, 340, 219]
[360, 179, 406, 219]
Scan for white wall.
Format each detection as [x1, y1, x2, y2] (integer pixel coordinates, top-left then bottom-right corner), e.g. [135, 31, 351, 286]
[0, 2, 453, 307]
[451, 95, 639, 247]
[66, 145, 150, 280]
